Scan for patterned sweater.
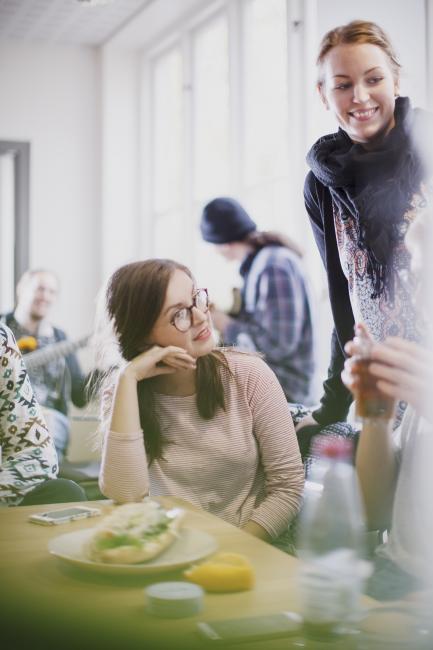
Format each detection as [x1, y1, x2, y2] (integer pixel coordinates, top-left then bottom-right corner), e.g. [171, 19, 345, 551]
[100, 352, 304, 539]
[304, 171, 426, 425]
[0, 325, 58, 505]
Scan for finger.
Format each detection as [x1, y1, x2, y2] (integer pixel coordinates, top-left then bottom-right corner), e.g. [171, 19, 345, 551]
[150, 348, 196, 370]
[344, 339, 366, 357]
[341, 368, 360, 393]
[160, 358, 196, 370]
[161, 347, 196, 363]
[381, 337, 432, 364]
[368, 361, 423, 391]
[383, 338, 433, 369]
[354, 322, 372, 339]
[153, 366, 177, 376]
[165, 351, 196, 365]
[384, 337, 428, 356]
[344, 356, 362, 374]
[375, 379, 421, 406]
[369, 347, 426, 379]
[153, 345, 188, 359]
[158, 353, 197, 370]
[373, 365, 425, 392]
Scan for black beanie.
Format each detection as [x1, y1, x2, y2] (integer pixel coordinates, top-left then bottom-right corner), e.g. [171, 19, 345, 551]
[200, 197, 257, 244]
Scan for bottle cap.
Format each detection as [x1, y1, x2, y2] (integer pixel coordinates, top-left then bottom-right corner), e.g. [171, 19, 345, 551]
[145, 581, 204, 618]
[311, 435, 354, 461]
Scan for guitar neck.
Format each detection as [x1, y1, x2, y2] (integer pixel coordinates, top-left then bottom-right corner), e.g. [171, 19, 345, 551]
[24, 336, 89, 371]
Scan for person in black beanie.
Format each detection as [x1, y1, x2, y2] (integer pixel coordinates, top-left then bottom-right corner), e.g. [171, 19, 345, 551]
[200, 197, 315, 404]
[298, 20, 432, 441]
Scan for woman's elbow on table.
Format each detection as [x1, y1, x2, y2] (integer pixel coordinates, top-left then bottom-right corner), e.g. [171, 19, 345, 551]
[98, 476, 149, 504]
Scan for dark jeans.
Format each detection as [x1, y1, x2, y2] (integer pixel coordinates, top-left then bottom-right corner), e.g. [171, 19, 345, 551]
[19, 478, 87, 506]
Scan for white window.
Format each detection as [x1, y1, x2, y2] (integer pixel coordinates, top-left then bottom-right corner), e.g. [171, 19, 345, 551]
[243, 0, 289, 188]
[146, 0, 295, 269]
[191, 12, 235, 308]
[151, 46, 184, 260]
[192, 13, 230, 204]
[242, 0, 290, 235]
[144, 0, 298, 306]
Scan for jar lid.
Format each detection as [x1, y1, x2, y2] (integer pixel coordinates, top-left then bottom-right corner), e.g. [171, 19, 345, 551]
[145, 581, 204, 618]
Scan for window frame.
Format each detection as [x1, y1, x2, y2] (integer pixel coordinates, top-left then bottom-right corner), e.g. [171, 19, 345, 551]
[140, 0, 312, 269]
[0, 140, 30, 291]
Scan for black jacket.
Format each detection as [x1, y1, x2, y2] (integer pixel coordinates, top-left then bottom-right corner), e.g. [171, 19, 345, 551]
[304, 171, 354, 425]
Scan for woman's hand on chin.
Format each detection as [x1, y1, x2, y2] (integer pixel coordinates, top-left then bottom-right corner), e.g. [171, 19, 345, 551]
[123, 345, 197, 382]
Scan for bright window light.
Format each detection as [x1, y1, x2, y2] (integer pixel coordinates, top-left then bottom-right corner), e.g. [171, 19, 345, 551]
[192, 13, 230, 203]
[243, 0, 289, 189]
[152, 47, 183, 216]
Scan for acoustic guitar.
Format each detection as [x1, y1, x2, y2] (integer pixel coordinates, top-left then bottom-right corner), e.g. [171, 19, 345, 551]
[18, 335, 90, 372]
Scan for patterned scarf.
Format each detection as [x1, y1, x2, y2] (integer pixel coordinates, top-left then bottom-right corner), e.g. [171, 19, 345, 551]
[307, 97, 428, 298]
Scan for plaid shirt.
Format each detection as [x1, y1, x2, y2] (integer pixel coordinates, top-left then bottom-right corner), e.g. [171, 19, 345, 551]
[224, 246, 315, 403]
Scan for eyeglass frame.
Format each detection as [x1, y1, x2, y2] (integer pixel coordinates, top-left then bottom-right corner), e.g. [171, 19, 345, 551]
[169, 288, 210, 333]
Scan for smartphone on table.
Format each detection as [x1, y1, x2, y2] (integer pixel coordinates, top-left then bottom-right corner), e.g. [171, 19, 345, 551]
[28, 506, 101, 525]
[197, 611, 302, 643]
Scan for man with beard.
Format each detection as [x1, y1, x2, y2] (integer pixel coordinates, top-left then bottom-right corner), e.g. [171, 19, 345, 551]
[2, 269, 89, 462]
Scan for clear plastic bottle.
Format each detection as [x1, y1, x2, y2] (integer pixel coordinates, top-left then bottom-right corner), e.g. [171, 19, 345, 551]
[297, 436, 371, 641]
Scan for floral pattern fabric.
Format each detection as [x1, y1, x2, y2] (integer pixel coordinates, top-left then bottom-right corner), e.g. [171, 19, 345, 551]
[332, 193, 425, 344]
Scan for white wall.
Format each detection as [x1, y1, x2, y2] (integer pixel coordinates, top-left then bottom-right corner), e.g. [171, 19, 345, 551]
[307, 0, 429, 146]
[99, 46, 141, 280]
[0, 41, 100, 338]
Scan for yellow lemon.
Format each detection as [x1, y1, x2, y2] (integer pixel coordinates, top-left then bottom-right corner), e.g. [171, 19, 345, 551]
[184, 552, 255, 592]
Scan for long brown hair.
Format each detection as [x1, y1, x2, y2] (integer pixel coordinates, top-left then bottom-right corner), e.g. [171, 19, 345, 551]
[316, 20, 401, 85]
[243, 231, 304, 257]
[105, 259, 227, 463]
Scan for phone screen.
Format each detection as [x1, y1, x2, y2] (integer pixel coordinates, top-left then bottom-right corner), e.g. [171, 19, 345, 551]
[40, 507, 93, 519]
[197, 612, 302, 642]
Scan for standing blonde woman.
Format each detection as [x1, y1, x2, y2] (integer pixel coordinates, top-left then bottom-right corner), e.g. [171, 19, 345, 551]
[297, 20, 431, 439]
[98, 259, 304, 544]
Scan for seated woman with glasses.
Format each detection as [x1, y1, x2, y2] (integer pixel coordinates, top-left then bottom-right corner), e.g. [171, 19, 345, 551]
[97, 259, 304, 543]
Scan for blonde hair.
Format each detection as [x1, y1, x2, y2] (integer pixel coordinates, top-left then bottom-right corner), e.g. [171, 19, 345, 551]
[16, 268, 59, 300]
[317, 20, 401, 85]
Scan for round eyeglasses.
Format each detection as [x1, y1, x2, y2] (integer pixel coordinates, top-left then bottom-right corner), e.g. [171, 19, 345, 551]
[170, 288, 210, 333]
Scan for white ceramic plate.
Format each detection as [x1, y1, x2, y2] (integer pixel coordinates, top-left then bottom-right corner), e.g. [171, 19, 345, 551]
[49, 527, 218, 575]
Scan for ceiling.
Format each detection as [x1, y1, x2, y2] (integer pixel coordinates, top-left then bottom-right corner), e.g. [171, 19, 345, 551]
[0, 0, 155, 46]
